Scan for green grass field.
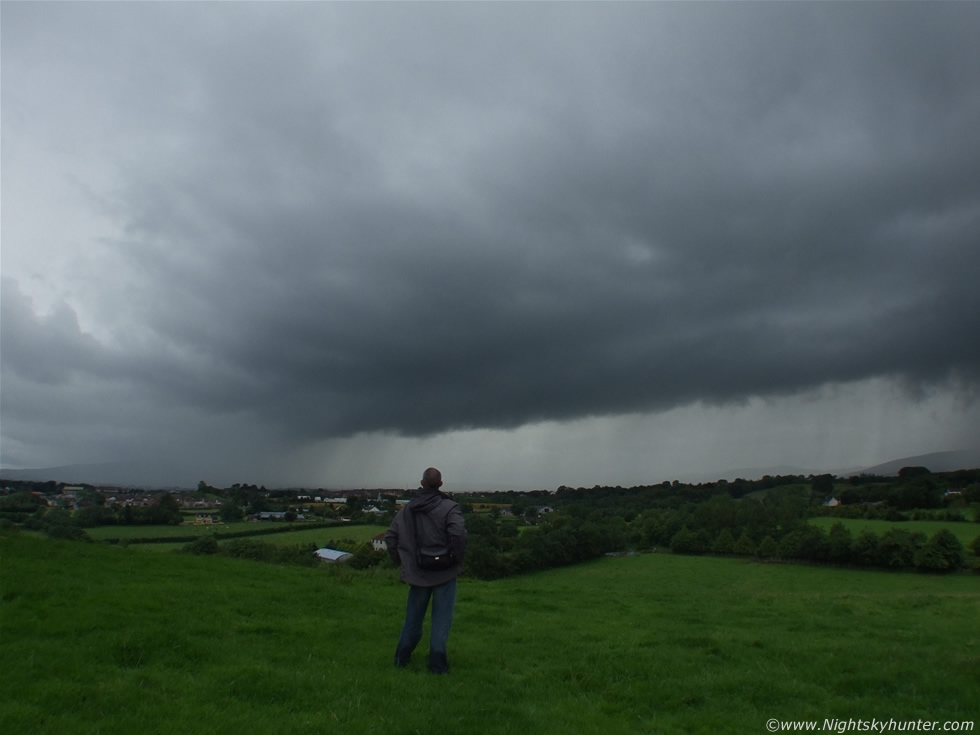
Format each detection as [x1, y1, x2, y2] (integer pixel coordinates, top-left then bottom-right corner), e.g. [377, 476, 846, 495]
[85, 520, 383, 540]
[810, 516, 980, 547]
[85, 521, 254, 540]
[2, 532, 977, 735]
[132, 524, 390, 553]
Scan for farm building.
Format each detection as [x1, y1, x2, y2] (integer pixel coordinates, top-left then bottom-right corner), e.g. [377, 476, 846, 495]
[314, 548, 353, 563]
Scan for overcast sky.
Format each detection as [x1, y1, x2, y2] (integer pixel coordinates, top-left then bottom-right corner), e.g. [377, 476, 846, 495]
[2, 2, 979, 490]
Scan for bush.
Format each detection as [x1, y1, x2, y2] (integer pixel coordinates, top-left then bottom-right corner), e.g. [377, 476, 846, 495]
[712, 528, 735, 555]
[914, 529, 964, 573]
[850, 530, 879, 567]
[733, 530, 756, 557]
[184, 535, 220, 555]
[44, 525, 91, 541]
[0, 492, 46, 513]
[876, 529, 925, 569]
[825, 523, 852, 564]
[224, 538, 277, 563]
[756, 536, 779, 560]
[275, 543, 319, 567]
[969, 535, 980, 556]
[349, 543, 386, 569]
[670, 527, 707, 555]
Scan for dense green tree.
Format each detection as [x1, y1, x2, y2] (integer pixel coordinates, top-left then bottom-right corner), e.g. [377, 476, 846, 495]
[778, 527, 826, 561]
[72, 505, 116, 528]
[827, 523, 853, 564]
[713, 528, 736, 555]
[465, 535, 506, 579]
[898, 478, 942, 510]
[248, 496, 269, 514]
[670, 527, 706, 555]
[851, 530, 880, 567]
[158, 492, 181, 513]
[42, 508, 72, 527]
[220, 501, 244, 523]
[811, 474, 835, 496]
[898, 466, 931, 479]
[778, 531, 803, 560]
[797, 525, 829, 562]
[756, 535, 779, 560]
[0, 492, 45, 513]
[876, 529, 925, 569]
[733, 530, 756, 556]
[914, 529, 964, 573]
[466, 513, 499, 540]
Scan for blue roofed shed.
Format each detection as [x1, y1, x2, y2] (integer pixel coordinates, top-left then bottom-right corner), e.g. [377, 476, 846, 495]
[315, 548, 353, 563]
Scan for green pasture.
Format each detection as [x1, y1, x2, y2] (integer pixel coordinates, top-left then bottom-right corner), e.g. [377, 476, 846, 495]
[240, 523, 387, 546]
[85, 521, 384, 543]
[85, 522, 253, 540]
[810, 516, 980, 548]
[3, 532, 978, 734]
[133, 524, 389, 553]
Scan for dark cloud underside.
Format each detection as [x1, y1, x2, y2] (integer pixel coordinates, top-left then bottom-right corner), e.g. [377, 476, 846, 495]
[2, 1, 979, 460]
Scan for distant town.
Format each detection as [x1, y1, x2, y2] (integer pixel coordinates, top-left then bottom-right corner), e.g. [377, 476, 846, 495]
[0, 478, 422, 525]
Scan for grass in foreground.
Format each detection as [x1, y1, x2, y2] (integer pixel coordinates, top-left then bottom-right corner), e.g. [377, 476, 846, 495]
[1, 533, 977, 735]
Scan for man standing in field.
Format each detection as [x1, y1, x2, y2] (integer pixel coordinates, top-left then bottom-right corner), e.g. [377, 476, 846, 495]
[385, 467, 467, 675]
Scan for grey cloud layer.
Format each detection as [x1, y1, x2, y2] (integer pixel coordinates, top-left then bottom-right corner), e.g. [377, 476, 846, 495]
[3, 2, 979, 464]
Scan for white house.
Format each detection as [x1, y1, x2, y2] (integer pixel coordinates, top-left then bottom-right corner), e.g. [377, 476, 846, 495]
[372, 533, 387, 552]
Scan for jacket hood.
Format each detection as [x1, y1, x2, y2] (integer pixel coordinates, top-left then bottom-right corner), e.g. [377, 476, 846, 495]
[408, 487, 449, 514]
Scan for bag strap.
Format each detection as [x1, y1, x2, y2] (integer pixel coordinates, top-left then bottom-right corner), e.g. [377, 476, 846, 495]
[410, 502, 445, 550]
[411, 507, 423, 548]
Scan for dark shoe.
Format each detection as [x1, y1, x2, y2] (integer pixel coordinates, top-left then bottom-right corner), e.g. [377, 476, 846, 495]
[428, 651, 449, 675]
[394, 644, 415, 668]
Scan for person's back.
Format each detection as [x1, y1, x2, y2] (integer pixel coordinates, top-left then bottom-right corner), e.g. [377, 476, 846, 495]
[389, 486, 465, 586]
[385, 467, 466, 674]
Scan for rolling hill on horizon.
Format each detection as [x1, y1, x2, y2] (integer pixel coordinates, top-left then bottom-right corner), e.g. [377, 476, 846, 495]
[2, 448, 978, 490]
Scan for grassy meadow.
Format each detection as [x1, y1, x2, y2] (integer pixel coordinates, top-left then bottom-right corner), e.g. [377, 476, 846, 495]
[85, 521, 256, 540]
[810, 516, 980, 548]
[96, 523, 390, 553]
[2, 532, 978, 735]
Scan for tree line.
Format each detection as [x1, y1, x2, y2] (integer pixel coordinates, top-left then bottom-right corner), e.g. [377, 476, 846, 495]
[3, 467, 977, 576]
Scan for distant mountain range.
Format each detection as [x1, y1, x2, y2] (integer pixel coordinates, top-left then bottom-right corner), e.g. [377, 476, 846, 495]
[850, 449, 980, 476]
[2, 448, 978, 490]
[0, 461, 206, 489]
[684, 448, 980, 484]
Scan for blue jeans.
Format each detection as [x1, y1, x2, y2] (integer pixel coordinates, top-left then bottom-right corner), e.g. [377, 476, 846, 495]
[394, 578, 457, 673]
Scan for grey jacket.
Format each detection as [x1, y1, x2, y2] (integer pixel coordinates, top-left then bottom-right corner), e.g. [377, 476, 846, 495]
[385, 488, 466, 587]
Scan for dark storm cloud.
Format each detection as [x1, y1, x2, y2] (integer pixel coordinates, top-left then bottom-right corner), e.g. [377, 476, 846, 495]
[3, 2, 979, 456]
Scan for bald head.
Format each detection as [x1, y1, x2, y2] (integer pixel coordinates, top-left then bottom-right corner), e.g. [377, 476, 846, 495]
[421, 467, 443, 489]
